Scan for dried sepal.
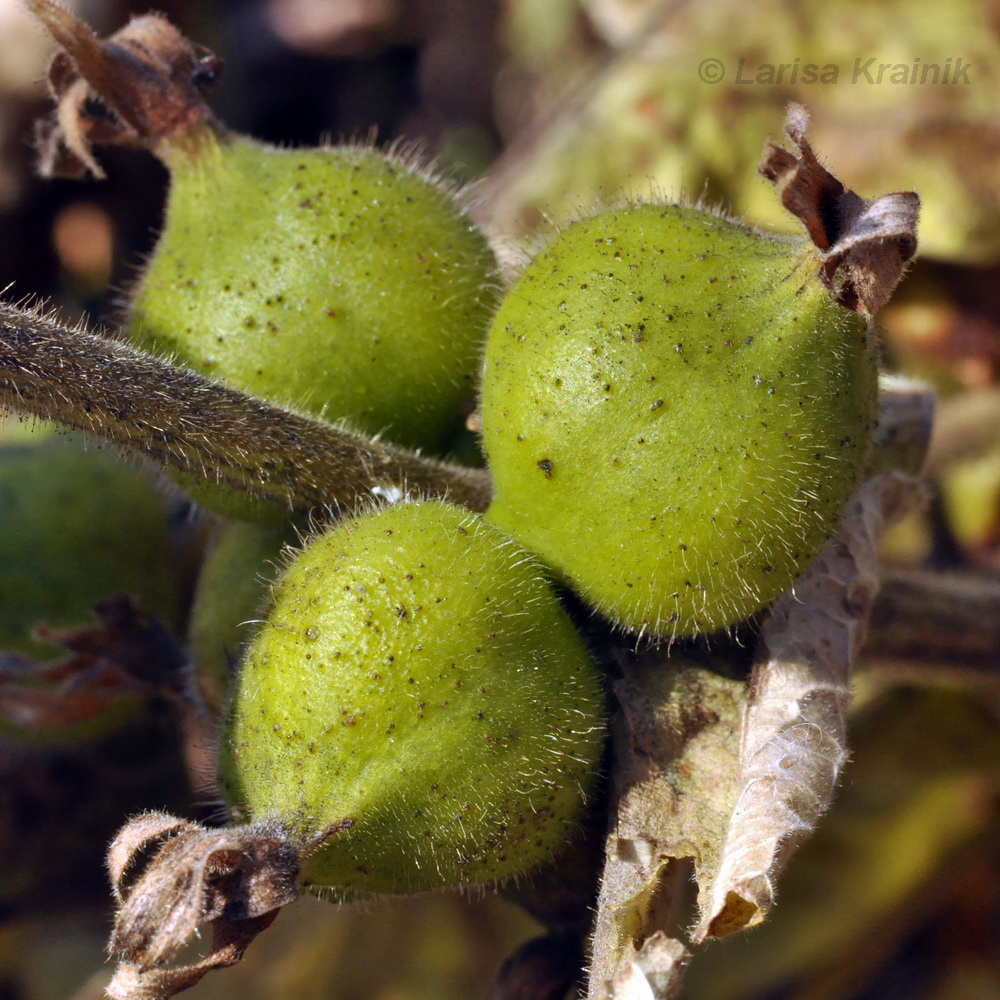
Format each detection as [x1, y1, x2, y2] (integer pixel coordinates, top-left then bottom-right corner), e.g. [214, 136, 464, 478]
[28, 0, 219, 178]
[759, 103, 920, 315]
[106, 912, 282, 1000]
[0, 597, 191, 729]
[105, 812, 300, 1000]
[108, 812, 194, 905]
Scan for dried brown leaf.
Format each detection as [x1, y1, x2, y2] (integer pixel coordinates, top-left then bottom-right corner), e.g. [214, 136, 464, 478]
[587, 380, 934, 995]
[0, 597, 191, 729]
[693, 468, 927, 942]
[587, 659, 745, 999]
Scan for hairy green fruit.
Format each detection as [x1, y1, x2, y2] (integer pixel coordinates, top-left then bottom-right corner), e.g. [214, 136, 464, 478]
[0, 432, 181, 659]
[218, 500, 604, 898]
[188, 519, 294, 714]
[128, 134, 497, 453]
[481, 203, 877, 637]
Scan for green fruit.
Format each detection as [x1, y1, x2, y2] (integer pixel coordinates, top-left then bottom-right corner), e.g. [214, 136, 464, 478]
[128, 133, 498, 454]
[481, 203, 877, 637]
[218, 500, 605, 898]
[188, 518, 295, 714]
[0, 431, 182, 660]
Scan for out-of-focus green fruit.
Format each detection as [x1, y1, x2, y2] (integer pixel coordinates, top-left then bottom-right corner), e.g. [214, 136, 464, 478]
[188, 519, 294, 715]
[128, 133, 498, 454]
[218, 500, 605, 898]
[0, 433, 181, 660]
[481, 203, 877, 637]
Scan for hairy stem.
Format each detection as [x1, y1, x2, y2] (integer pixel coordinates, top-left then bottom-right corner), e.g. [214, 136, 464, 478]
[0, 301, 493, 514]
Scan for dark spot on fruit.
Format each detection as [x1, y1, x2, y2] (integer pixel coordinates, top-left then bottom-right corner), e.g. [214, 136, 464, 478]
[537, 458, 553, 478]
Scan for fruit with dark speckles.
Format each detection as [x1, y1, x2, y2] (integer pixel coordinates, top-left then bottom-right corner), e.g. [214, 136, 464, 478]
[480, 203, 877, 637]
[218, 500, 605, 898]
[127, 134, 498, 454]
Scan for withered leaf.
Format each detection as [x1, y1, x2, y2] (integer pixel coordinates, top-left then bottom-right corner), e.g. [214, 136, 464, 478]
[694, 468, 929, 942]
[588, 380, 934, 997]
[587, 658, 745, 999]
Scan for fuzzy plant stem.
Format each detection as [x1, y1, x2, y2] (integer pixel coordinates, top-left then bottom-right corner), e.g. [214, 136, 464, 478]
[0, 302, 493, 514]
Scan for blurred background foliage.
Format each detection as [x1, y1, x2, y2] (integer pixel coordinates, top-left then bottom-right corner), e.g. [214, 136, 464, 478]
[0, 0, 999, 997]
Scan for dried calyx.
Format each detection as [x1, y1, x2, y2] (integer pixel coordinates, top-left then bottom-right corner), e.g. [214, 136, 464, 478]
[29, 0, 219, 178]
[759, 103, 919, 315]
[105, 813, 299, 1000]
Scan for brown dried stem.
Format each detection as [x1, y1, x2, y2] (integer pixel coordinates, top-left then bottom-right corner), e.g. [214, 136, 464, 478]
[864, 568, 1000, 677]
[0, 301, 493, 516]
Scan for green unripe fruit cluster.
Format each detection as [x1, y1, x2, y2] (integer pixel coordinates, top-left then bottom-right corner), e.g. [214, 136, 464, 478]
[219, 500, 605, 898]
[481, 204, 877, 637]
[24, 12, 923, 994]
[129, 135, 498, 453]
